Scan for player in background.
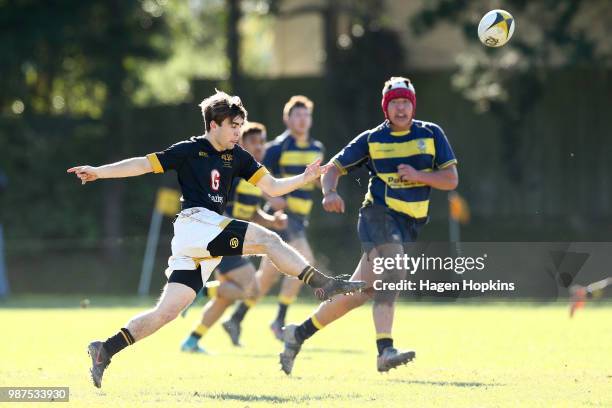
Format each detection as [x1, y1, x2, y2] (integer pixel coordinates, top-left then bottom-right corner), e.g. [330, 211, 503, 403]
[180, 122, 288, 352]
[279, 77, 459, 374]
[68, 91, 365, 388]
[569, 277, 611, 317]
[224, 96, 325, 342]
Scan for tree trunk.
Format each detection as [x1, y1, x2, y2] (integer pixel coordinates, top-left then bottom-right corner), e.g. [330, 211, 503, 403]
[102, 0, 129, 261]
[226, 0, 242, 94]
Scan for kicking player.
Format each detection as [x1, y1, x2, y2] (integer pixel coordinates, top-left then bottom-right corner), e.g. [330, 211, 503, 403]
[67, 91, 365, 388]
[279, 77, 459, 374]
[569, 277, 611, 317]
[225, 95, 324, 342]
[180, 121, 287, 352]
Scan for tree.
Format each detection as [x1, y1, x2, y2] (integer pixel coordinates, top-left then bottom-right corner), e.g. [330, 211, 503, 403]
[0, 0, 170, 258]
[411, 0, 611, 183]
[226, 0, 243, 93]
[267, 0, 405, 144]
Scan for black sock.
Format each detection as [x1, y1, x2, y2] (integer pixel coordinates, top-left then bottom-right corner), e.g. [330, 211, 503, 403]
[275, 303, 288, 325]
[376, 337, 393, 355]
[102, 328, 135, 358]
[295, 317, 320, 343]
[298, 266, 330, 288]
[231, 302, 250, 323]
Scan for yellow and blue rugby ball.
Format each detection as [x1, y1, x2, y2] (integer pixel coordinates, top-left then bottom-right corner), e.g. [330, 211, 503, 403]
[478, 9, 515, 47]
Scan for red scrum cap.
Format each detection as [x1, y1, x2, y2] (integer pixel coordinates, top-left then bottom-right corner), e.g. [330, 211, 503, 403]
[381, 77, 416, 120]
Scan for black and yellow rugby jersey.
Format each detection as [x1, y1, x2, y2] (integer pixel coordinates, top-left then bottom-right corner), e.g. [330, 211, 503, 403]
[263, 131, 324, 218]
[332, 120, 457, 220]
[146, 136, 268, 215]
[225, 178, 263, 221]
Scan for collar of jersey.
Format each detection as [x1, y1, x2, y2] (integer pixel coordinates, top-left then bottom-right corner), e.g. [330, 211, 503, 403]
[199, 136, 232, 153]
[390, 129, 411, 136]
[384, 121, 412, 137]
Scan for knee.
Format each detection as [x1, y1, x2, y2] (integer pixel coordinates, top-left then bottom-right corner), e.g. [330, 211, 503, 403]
[246, 225, 283, 255]
[260, 229, 282, 252]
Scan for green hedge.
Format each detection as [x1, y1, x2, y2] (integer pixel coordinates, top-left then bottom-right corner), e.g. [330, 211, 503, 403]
[1, 69, 611, 293]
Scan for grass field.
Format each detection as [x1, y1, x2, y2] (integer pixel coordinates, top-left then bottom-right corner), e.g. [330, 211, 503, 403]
[1, 296, 610, 407]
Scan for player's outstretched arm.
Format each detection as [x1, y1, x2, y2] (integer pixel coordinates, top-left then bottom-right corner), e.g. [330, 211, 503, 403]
[398, 164, 458, 191]
[256, 159, 332, 197]
[321, 164, 345, 213]
[67, 157, 154, 185]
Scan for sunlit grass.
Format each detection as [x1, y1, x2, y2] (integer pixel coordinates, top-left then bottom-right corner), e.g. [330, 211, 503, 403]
[1, 298, 610, 407]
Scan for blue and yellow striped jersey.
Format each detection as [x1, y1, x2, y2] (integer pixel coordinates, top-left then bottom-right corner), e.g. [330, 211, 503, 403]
[263, 132, 325, 218]
[225, 178, 264, 221]
[332, 120, 457, 220]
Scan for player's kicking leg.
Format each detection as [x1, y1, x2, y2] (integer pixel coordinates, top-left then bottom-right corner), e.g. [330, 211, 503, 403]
[241, 222, 365, 300]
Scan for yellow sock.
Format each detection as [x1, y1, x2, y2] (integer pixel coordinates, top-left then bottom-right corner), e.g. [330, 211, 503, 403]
[311, 315, 325, 330]
[192, 323, 209, 339]
[278, 294, 296, 306]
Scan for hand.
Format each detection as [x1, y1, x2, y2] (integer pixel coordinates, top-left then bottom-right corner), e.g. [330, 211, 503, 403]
[397, 164, 421, 183]
[272, 211, 288, 230]
[303, 159, 332, 184]
[268, 196, 287, 211]
[322, 191, 345, 213]
[67, 165, 100, 185]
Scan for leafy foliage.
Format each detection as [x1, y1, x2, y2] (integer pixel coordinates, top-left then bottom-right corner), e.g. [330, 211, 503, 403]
[411, 0, 612, 181]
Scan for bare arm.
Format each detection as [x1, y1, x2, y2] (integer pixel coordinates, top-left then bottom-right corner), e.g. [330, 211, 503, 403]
[398, 164, 458, 191]
[321, 164, 342, 195]
[256, 159, 332, 197]
[321, 164, 346, 213]
[67, 157, 153, 185]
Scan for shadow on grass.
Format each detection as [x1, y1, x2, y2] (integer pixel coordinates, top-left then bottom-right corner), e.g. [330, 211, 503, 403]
[243, 348, 363, 359]
[389, 379, 504, 387]
[306, 347, 365, 354]
[194, 392, 351, 403]
[238, 353, 284, 359]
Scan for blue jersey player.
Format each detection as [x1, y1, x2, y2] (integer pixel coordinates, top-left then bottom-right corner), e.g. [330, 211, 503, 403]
[68, 91, 365, 388]
[279, 77, 459, 374]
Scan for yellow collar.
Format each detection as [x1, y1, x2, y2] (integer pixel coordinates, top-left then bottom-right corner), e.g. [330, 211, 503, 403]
[390, 129, 411, 136]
